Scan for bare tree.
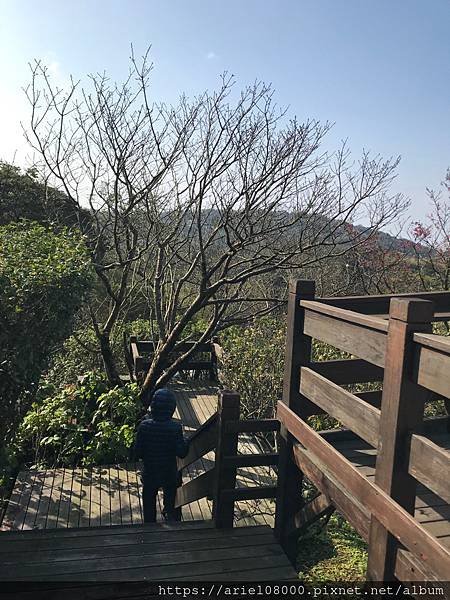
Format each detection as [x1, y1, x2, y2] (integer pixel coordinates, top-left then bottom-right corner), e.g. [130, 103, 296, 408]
[25, 50, 408, 396]
[410, 169, 450, 292]
[25, 51, 199, 385]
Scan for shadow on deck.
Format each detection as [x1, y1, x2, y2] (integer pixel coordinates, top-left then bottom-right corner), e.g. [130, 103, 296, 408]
[1, 381, 276, 532]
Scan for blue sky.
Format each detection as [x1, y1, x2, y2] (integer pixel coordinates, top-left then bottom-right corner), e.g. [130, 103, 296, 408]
[0, 0, 448, 221]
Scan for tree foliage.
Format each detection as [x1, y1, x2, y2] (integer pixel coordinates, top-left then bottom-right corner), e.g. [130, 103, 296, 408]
[0, 161, 89, 228]
[16, 372, 142, 468]
[0, 221, 92, 447]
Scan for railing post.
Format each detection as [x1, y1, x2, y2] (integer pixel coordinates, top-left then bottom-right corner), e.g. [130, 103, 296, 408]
[367, 298, 434, 581]
[212, 390, 240, 528]
[275, 279, 316, 563]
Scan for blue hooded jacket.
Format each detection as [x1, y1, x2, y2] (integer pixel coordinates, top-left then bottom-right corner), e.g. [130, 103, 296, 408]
[134, 388, 189, 486]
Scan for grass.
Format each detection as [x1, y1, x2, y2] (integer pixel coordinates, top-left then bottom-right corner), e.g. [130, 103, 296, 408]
[296, 512, 368, 582]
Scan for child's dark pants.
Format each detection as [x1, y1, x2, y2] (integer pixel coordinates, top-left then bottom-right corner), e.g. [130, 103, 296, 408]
[142, 473, 182, 522]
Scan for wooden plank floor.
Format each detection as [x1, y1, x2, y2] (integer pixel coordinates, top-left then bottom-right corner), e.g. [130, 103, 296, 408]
[0, 521, 298, 582]
[1, 380, 276, 532]
[334, 433, 450, 551]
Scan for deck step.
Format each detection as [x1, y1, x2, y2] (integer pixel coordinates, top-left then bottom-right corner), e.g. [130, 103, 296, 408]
[0, 523, 297, 582]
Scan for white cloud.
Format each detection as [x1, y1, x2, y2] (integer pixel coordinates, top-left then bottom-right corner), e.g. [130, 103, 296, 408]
[206, 51, 217, 60]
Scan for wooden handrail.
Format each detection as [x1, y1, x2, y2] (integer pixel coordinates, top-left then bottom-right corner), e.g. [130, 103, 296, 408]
[175, 468, 215, 508]
[319, 289, 450, 314]
[303, 305, 388, 368]
[299, 367, 380, 447]
[222, 453, 279, 468]
[408, 433, 450, 504]
[414, 332, 450, 354]
[300, 300, 389, 332]
[130, 338, 218, 378]
[135, 340, 213, 353]
[177, 412, 218, 471]
[414, 334, 450, 399]
[277, 401, 450, 582]
[224, 419, 280, 433]
[187, 411, 218, 444]
[220, 486, 277, 501]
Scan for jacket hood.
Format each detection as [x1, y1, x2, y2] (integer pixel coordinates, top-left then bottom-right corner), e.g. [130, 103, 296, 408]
[150, 388, 177, 421]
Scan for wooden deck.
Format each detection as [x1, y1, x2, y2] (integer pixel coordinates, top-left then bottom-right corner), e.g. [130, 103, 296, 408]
[0, 521, 297, 582]
[1, 381, 276, 532]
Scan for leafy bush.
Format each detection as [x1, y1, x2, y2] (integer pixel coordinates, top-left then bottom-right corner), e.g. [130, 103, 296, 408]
[0, 161, 91, 227]
[220, 317, 286, 420]
[220, 317, 349, 425]
[16, 372, 144, 468]
[46, 318, 154, 389]
[0, 221, 92, 447]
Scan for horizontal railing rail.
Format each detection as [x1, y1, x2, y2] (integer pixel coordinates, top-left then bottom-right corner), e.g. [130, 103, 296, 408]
[319, 289, 450, 316]
[129, 337, 219, 380]
[223, 419, 280, 434]
[177, 412, 218, 471]
[277, 401, 450, 582]
[299, 367, 381, 447]
[413, 333, 450, 400]
[134, 340, 213, 353]
[408, 433, 450, 505]
[175, 469, 215, 508]
[302, 302, 388, 368]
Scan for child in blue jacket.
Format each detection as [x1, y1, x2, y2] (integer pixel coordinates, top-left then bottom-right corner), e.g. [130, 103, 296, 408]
[134, 388, 189, 522]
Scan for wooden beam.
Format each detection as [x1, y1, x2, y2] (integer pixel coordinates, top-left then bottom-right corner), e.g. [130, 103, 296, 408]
[318, 289, 450, 315]
[368, 298, 434, 581]
[222, 454, 279, 468]
[292, 445, 370, 540]
[174, 468, 215, 508]
[177, 414, 218, 470]
[414, 332, 450, 355]
[303, 309, 387, 368]
[277, 401, 450, 582]
[221, 487, 277, 501]
[224, 419, 280, 433]
[212, 391, 240, 528]
[301, 300, 389, 332]
[408, 433, 450, 504]
[395, 549, 449, 590]
[300, 367, 380, 447]
[285, 493, 334, 538]
[275, 279, 316, 562]
[414, 336, 450, 399]
[312, 359, 384, 384]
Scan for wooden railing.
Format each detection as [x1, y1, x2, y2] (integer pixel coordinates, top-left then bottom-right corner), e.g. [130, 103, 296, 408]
[275, 280, 450, 582]
[129, 337, 219, 381]
[174, 390, 279, 527]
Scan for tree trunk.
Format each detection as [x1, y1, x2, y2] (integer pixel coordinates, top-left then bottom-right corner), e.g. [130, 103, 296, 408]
[140, 348, 170, 406]
[99, 333, 123, 387]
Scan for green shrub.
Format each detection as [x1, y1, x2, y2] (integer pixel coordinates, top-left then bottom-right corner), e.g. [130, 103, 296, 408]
[219, 317, 351, 427]
[46, 318, 153, 389]
[15, 372, 144, 468]
[220, 317, 286, 420]
[0, 221, 92, 447]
